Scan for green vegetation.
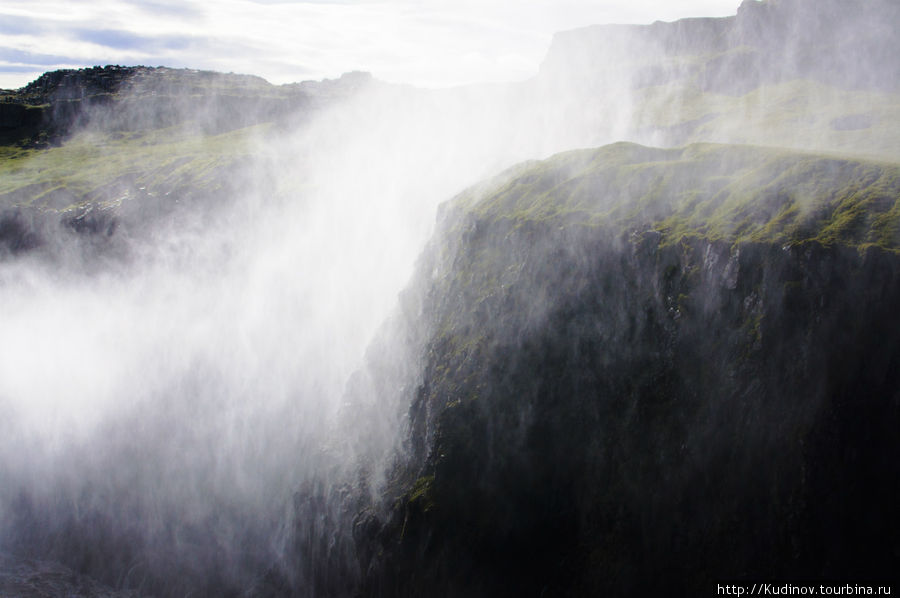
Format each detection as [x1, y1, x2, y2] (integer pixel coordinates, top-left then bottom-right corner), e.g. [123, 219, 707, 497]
[0, 66, 373, 216]
[407, 475, 436, 512]
[449, 142, 900, 253]
[0, 124, 265, 211]
[633, 80, 900, 160]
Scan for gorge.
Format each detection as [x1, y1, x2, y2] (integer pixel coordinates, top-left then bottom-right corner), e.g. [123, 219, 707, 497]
[1, 0, 898, 596]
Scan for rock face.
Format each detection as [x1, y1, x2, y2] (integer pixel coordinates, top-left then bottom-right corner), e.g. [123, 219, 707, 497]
[0, 552, 138, 598]
[539, 0, 900, 94]
[0, 65, 303, 143]
[0, 65, 373, 145]
[354, 143, 900, 597]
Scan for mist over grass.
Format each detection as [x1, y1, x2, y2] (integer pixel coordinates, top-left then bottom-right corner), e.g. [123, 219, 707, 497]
[0, 63, 632, 594]
[0, 0, 898, 594]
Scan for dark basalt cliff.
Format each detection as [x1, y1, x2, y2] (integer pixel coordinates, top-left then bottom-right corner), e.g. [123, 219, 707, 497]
[353, 143, 900, 597]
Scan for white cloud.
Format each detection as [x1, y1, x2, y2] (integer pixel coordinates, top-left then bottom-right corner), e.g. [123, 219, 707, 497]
[0, 0, 741, 89]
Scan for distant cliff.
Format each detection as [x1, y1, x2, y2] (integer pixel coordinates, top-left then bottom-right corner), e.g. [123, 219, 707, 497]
[540, 0, 900, 94]
[0, 66, 380, 262]
[0, 65, 373, 145]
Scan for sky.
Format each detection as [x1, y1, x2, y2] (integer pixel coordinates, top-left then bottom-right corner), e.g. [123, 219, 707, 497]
[0, 0, 742, 90]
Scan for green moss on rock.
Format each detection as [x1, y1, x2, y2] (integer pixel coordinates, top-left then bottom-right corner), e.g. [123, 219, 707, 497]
[448, 142, 900, 253]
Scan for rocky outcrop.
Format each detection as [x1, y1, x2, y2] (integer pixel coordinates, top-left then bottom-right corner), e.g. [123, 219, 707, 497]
[19, 65, 139, 102]
[0, 66, 375, 145]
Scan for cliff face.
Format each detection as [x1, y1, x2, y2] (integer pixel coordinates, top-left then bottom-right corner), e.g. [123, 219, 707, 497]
[356, 143, 900, 596]
[539, 0, 900, 94]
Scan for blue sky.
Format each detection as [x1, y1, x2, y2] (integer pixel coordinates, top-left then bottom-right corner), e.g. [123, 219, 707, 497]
[0, 0, 741, 90]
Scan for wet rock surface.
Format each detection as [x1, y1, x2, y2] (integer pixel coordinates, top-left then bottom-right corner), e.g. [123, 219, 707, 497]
[0, 553, 139, 598]
[353, 145, 900, 597]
